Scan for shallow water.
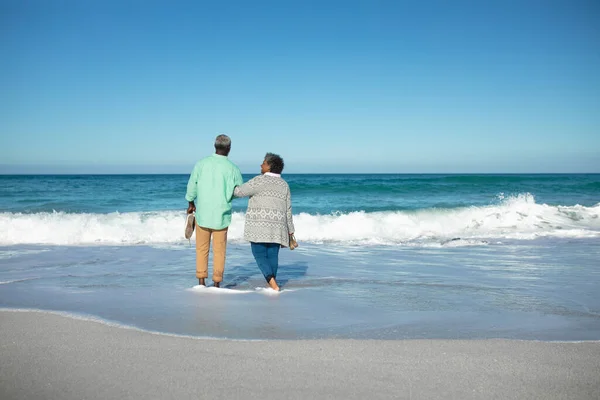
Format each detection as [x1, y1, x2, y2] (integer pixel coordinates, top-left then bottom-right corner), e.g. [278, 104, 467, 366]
[2, 173, 599, 340]
[1, 239, 598, 340]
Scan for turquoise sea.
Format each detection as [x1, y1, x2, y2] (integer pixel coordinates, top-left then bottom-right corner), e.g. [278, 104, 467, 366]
[1, 173, 599, 340]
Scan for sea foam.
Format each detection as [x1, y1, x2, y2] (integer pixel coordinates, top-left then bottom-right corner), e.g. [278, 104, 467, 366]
[0, 194, 598, 246]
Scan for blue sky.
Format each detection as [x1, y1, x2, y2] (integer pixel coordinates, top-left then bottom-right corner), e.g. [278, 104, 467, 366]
[1, 0, 598, 173]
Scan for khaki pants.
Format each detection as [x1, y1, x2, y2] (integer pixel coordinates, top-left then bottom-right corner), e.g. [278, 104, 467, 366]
[195, 225, 228, 283]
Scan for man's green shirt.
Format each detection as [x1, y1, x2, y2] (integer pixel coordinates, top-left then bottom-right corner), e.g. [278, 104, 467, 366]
[185, 154, 243, 230]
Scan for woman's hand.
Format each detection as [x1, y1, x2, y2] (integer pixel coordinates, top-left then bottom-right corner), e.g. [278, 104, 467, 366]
[289, 233, 298, 250]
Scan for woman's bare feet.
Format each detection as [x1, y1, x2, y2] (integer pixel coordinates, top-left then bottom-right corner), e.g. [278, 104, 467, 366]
[267, 277, 280, 291]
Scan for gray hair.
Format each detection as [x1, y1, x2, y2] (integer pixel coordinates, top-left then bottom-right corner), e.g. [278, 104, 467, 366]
[214, 134, 231, 152]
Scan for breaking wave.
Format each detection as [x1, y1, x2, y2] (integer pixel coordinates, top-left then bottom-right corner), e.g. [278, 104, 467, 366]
[1, 194, 598, 246]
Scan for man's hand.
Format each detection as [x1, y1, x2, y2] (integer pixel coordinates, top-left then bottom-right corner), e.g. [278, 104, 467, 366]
[187, 202, 196, 214]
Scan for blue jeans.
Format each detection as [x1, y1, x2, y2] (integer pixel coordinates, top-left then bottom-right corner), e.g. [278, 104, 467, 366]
[251, 242, 280, 282]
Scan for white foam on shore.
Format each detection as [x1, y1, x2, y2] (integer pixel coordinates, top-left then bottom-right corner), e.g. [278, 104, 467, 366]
[0, 277, 40, 285]
[1, 194, 598, 246]
[0, 308, 265, 342]
[188, 285, 253, 294]
[187, 285, 287, 295]
[1, 308, 598, 343]
[0, 249, 50, 259]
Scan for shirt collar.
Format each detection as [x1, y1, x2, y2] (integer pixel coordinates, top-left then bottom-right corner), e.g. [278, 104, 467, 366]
[264, 172, 281, 178]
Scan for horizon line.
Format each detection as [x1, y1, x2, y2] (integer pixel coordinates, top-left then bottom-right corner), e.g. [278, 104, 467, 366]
[1, 172, 599, 176]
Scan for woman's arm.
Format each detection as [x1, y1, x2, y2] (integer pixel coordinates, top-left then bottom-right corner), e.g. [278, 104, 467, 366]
[233, 176, 261, 198]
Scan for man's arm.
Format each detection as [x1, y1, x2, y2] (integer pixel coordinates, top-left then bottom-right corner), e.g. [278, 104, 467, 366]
[185, 165, 198, 214]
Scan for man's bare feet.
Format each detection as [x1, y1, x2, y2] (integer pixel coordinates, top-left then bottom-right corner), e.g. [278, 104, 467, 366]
[213, 282, 220, 288]
[199, 278, 206, 286]
[267, 277, 280, 291]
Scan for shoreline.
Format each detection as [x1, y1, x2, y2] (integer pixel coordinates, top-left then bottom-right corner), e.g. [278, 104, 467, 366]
[2, 310, 599, 399]
[2, 307, 600, 344]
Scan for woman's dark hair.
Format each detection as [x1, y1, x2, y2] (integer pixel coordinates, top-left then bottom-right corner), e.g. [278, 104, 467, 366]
[265, 152, 284, 174]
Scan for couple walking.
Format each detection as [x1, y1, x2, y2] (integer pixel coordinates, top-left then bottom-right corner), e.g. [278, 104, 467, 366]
[185, 134, 296, 291]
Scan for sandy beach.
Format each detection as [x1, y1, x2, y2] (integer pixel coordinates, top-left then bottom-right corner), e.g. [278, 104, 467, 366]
[0, 310, 598, 399]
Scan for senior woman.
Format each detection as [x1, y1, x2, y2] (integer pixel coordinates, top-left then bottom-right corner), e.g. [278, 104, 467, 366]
[234, 153, 295, 291]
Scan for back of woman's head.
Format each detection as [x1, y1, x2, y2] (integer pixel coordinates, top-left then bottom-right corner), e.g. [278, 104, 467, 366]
[265, 153, 284, 174]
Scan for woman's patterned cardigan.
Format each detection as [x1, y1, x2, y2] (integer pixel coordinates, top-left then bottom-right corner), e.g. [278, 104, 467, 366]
[234, 174, 295, 247]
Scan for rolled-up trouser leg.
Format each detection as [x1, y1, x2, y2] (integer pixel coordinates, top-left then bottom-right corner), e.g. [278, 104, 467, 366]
[266, 243, 280, 278]
[211, 227, 228, 283]
[195, 226, 211, 279]
[251, 242, 273, 282]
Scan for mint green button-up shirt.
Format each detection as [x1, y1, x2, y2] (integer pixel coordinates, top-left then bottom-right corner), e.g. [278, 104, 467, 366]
[185, 154, 243, 230]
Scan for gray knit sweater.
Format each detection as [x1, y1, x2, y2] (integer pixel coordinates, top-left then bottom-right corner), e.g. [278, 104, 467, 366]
[233, 174, 295, 247]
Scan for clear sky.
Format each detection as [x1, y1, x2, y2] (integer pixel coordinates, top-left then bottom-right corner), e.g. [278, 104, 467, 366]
[1, 0, 598, 174]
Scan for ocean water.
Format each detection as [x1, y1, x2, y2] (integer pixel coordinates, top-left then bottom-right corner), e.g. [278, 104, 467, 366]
[1, 173, 599, 340]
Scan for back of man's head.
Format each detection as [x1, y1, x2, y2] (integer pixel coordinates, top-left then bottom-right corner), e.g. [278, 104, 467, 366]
[214, 134, 231, 155]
